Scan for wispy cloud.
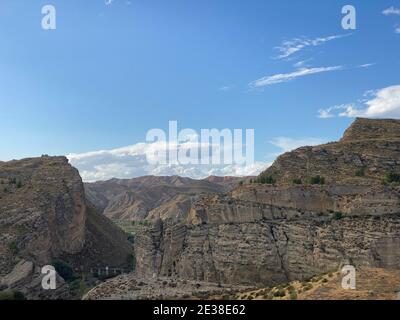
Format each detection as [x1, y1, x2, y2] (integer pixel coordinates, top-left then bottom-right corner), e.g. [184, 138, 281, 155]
[219, 85, 235, 92]
[396, 26, 400, 34]
[382, 7, 400, 16]
[105, 0, 114, 5]
[318, 104, 355, 119]
[249, 66, 343, 88]
[275, 34, 351, 59]
[318, 85, 400, 119]
[293, 58, 313, 68]
[358, 63, 375, 68]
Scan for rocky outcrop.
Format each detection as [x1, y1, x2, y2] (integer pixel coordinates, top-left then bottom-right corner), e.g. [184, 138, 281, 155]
[259, 118, 400, 185]
[131, 119, 400, 289]
[0, 156, 132, 299]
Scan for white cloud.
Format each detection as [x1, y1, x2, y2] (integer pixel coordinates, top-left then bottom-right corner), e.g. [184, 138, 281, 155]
[105, 0, 114, 5]
[67, 141, 267, 182]
[249, 66, 343, 88]
[275, 34, 351, 59]
[383, 7, 400, 15]
[318, 104, 355, 119]
[219, 85, 235, 91]
[358, 63, 375, 68]
[396, 26, 400, 34]
[318, 85, 400, 119]
[269, 137, 326, 152]
[293, 58, 313, 68]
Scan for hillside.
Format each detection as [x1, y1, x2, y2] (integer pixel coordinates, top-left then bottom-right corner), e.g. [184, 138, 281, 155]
[0, 156, 132, 299]
[259, 118, 400, 185]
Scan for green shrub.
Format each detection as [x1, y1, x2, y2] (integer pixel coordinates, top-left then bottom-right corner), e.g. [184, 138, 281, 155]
[334, 212, 343, 220]
[16, 181, 22, 189]
[355, 167, 366, 177]
[309, 176, 325, 185]
[0, 290, 26, 300]
[273, 289, 286, 297]
[8, 241, 18, 254]
[383, 172, 400, 185]
[289, 290, 298, 300]
[0, 291, 15, 300]
[8, 177, 16, 185]
[292, 179, 302, 185]
[303, 283, 313, 291]
[256, 176, 276, 185]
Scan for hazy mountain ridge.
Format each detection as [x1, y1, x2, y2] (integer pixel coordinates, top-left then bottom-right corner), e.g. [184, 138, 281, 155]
[85, 175, 248, 222]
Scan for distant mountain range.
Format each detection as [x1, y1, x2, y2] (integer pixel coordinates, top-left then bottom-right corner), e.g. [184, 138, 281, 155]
[84, 175, 250, 222]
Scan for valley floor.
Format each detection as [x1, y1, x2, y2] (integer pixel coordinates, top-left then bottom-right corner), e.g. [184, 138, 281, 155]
[84, 268, 400, 300]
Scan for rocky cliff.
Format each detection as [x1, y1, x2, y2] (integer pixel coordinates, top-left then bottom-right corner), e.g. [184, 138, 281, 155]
[132, 118, 400, 289]
[0, 156, 132, 299]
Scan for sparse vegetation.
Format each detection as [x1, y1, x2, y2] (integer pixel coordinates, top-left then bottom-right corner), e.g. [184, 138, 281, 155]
[254, 175, 276, 185]
[292, 179, 302, 185]
[302, 283, 313, 291]
[382, 172, 400, 185]
[355, 167, 366, 177]
[309, 175, 325, 185]
[334, 212, 344, 220]
[289, 289, 298, 300]
[273, 288, 286, 297]
[0, 290, 26, 300]
[8, 241, 18, 254]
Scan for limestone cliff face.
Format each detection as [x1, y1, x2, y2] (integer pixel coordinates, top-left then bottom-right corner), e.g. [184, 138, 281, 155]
[0, 156, 132, 299]
[134, 209, 400, 286]
[0, 157, 86, 267]
[133, 119, 400, 287]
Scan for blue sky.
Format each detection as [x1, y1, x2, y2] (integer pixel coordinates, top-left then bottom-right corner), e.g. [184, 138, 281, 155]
[0, 0, 399, 180]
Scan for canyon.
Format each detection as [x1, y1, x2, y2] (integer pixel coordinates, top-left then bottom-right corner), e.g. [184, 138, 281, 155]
[1, 118, 400, 300]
